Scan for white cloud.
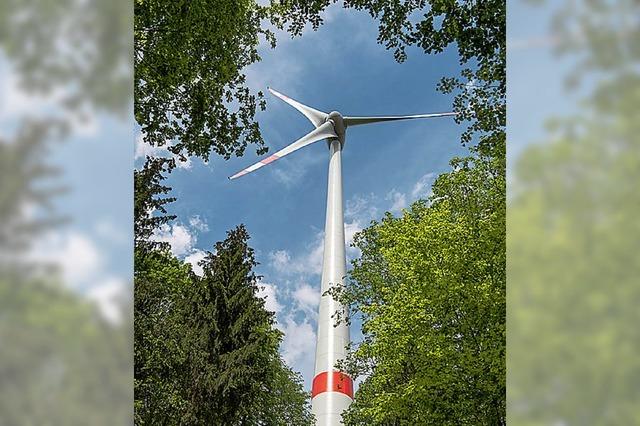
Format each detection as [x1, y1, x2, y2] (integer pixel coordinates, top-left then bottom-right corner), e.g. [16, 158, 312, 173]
[257, 281, 283, 314]
[281, 315, 316, 366]
[134, 131, 193, 169]
[188, 215, 209, 232]
[134, 132, 164, 160]
[269, 249, 292, 273]
[86, 277, 128, 324]
[345, 193, 378, 222]
[152, 223, 195, 256]
[344, 221, 362, 246]
[31, 231, 102, 290]
[293, 283, 320, 313]
[269, 232, 325, 277]
[185, 249, 207, 276]
[387, 189, 407, 214]
[344, 220, 363, 259]
[306, 236, 325, 276]
[411, 172, 436, 199]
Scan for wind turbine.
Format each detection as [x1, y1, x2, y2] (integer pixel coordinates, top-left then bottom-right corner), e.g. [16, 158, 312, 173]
[230, 87, 456, 426]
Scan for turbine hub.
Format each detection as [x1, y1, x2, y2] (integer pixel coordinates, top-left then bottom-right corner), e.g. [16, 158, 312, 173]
[326, 111, 346, 144]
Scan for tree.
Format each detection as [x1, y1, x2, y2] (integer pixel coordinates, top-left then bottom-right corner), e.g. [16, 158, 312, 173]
[181, 225, 313, 424]
[135, 0, 276, 161]
[134, 249, 193, 423]
[133, 164, 312, 424]
[134, 156, 177, 251]
[508, 1, 640, 424]
[335, 155, 505, 425]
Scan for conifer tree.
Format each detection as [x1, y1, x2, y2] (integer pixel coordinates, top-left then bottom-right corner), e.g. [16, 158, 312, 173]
[182, 225, 313, 425]
[134, 166, 313, 424]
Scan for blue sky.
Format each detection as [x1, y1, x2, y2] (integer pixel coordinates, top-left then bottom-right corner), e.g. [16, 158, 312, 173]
[136, 5, 468, 388]
[0, 0, 577, 392]
[143, 2, 577, 388]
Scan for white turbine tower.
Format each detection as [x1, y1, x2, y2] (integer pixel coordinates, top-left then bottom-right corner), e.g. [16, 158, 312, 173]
[230, 88, 456, 425]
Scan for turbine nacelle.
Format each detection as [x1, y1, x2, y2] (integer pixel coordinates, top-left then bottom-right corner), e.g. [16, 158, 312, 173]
[228, 87, 457, 180]
[326, 111, 346, 145]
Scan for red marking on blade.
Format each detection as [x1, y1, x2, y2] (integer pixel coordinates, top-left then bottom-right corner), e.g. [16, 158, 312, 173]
[260, 154, 279, 165]
[311, 371, 353, 399]
[231, 170, 248, 179]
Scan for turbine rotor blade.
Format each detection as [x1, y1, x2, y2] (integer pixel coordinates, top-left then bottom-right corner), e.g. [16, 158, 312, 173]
[344, 112, 457, 127]
[229, 121, 337, 180]
[268, 87, 328, 128]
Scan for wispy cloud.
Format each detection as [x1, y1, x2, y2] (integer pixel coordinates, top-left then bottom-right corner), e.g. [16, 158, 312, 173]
[281, 314, 317, 369]
[411, 172, 436, 199]
[134, 131, 193, 169]
[386, 189, 408, 214]
[184, 249, 207, 276]
[293, 282, 320, 315]
[257, 280, 284, 315]
[188, 215, 209, 232]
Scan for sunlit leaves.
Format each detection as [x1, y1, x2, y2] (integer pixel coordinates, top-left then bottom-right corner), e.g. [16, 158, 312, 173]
[135, 0, 273, 161]
[337, 155, 505, 425]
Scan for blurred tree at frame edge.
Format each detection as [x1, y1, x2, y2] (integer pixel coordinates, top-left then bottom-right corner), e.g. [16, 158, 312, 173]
[507, 1, 640, 424]
[0, 0, 134, 423]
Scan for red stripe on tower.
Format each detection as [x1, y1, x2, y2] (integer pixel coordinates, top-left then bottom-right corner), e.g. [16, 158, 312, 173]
[260, 154, 279, 165]
[311, 371, 354, 399]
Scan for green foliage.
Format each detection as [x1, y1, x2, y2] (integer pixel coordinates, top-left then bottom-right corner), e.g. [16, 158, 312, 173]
[508, 2, 640, 423]
[134, 249, 193, 422]
[134, 157, 177, 251]
[135, 0, 275, 161]
[0, 273, 133, 425]
[335, 155, 505, 425]
[134, 229, 313, 424]
[181, 225, 313, 424]
[134, 169, 312, 424]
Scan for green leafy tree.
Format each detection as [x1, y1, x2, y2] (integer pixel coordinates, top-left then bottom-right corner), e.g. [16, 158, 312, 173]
[134, 249, 193, 423]
[134, 156, 177, 251]
[336, 155, 505, 425]
[135, 0, 276, 161]
[508, 1, 640, 424]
